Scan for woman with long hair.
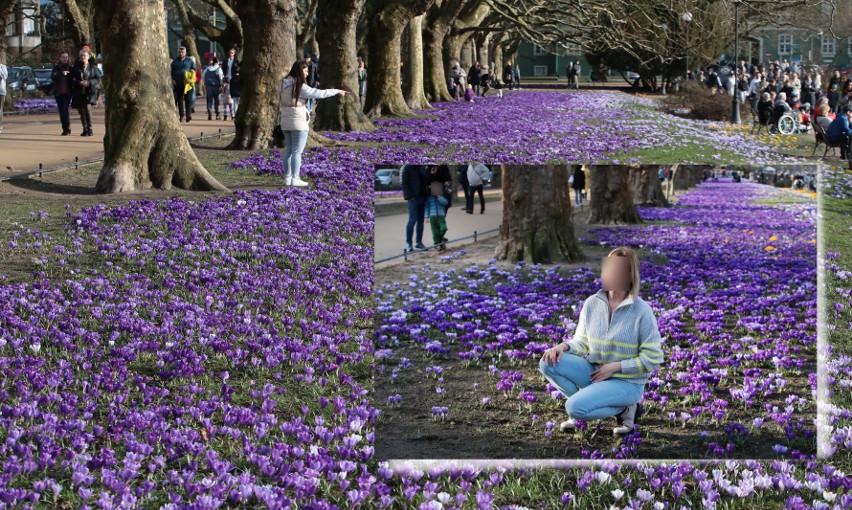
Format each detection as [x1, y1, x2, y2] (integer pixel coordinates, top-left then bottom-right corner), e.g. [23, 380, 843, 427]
[278, 60, 345, 187]
[539, 247, 664, 435]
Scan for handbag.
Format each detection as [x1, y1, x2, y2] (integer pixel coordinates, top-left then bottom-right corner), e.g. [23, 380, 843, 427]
[273, 124, 285, 139]
[88, 89, 100, 105]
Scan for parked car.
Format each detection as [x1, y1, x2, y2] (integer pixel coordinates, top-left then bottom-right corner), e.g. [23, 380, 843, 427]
[34, 68, 53, 94]
[7, 66, 38, 93]
[375, 167, 402, 189]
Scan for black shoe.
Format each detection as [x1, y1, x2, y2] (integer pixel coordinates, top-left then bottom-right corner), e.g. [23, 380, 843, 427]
[465, 210, 473, 215]
[208, 112, 212, 120]
[186, 116, 192, 123]
[415, 243, 427, 250]
[80, 130, 88, 136]
[480, 210, 485, 214]
[216, 114, 221, 120]
[88, 129, 94, 136]
[191, 108, 195, 114]
[224, 114, 228, 121]
[179, 116, 184, 123]
[61, 130, 70, 136]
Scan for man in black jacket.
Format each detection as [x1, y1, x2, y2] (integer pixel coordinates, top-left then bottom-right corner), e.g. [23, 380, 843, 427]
[51, 52, 74, 135]
[401, 164, 429, 252]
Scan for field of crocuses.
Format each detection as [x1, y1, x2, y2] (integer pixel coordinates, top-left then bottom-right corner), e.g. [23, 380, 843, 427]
[0, 86, 850, 509]
[373, 177, 817, 463]
[13, 98, 57, 112]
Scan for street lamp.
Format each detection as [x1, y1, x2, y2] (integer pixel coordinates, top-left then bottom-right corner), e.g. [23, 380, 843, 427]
[682, 11, 693, 79]
[731, 0, 742, 124]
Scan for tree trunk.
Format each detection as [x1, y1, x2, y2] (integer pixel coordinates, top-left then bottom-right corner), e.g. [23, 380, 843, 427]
[91, 0, 227, 193]
[56, 0, 93, 50]
[461, 37, 475, 68]
[588, 166, 642, 225]
[671, 164, 709, 190]
[402, 14, 431, 110]
[363, 0, 433, 118]
[443, 32, 465, 68]
[476, 32, 490, 67]
[422, 0, 466, 103]
[313, 0, 376, 132]
[228, 0, 296, 150]
[629, 165, 670, 207]
[495, 166, 584, 264]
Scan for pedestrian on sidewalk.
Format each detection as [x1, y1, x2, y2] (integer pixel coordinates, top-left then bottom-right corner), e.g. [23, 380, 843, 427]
[220, 79, 233, 121]
[457, 165, 470, 211]
[277, 60, 345, 187]
[52, 52, 74, 135]
[402, 164, 429, 252]
[170, 47, 194, 122]
[230, 64, 241, 116]
[0, 59, 6, 134]
[466, 163, 488, 214]
[70, 48, 101, 137]
[571, 166, 586, 208]
[202, 57, 223, 120]
[426, 165, 452, 251]
[357, 56, 367, 104]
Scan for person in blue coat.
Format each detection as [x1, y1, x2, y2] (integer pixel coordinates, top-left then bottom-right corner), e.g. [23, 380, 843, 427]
[826, 105, 852, 160]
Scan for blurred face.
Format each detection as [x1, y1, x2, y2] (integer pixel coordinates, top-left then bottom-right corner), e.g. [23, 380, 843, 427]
[60, 53, 69, 64]
[178, 48, 186, 58]
[601, 256, 631, 293]
[302, 66, 308, 78]
[80, 51, 89, 63]
[229, 49, 235, 58]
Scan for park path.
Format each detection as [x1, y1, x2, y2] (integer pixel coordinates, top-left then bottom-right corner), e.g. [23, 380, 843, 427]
[0, 97, 234, 176]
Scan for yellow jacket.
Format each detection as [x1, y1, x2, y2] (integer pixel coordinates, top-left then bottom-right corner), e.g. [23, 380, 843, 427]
[184, 69, 196, 94]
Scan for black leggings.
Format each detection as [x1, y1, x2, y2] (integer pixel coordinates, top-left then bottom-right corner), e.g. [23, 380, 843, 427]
[467, 184, 485, 212]
[77, 104, 92, 130]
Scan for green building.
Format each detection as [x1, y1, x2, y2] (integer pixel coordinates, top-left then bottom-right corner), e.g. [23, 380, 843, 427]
[515, 41, 592, 81]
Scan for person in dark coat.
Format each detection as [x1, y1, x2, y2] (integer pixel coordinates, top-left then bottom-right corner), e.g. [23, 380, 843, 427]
[402, 164, 430, 252]
[51, 52, 74, 135]
[70, 48, 101, 136]
[571, 166, 586, 208]
[170, 46, 195, 122]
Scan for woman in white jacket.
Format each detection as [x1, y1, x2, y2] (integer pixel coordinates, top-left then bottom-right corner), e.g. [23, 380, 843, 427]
[278, 60, 345, 187]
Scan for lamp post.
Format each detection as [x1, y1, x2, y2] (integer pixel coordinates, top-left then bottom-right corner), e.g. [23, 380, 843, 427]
[682, 11, 693, 79]
[731, 0, 741, 124]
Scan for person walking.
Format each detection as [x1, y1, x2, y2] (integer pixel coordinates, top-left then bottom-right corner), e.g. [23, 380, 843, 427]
[357, 56, 367, 104]
[230, 64, 241, 117]
[0, 59, 8, 134]
[202, 57, 224, 120]
[571, 166, 586, 208]
[457, 165, 470, 210]
[402, 164, 429, 252]
[277, 60, 345, 187]
[51, 52, 74, 135]
[170, 46, 194, 122]
[425, 165, 452, 251]
[70, 48, 101, 136]
[466, 163, 488, 214]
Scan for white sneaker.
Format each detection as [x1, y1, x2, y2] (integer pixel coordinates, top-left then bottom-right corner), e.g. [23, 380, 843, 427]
[291, 178, 309, 187]
[560, 418, 578, 431]
[613, 402, 644, 435]
[284, 176, 292, 186]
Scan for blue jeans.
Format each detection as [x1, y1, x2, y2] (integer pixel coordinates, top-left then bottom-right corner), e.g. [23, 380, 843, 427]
[574, 188, 583, 206]
[539, 353, 645, 421]
[406, 197, 427, 245]
[206, 86, 220, 114]
[283, 130, 309, 180]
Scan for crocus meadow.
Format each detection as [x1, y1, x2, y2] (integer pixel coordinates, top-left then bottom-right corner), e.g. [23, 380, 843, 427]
[0, 88, 849, 508]
[375, 177, 817, 463]
[13, 98, 57, 112]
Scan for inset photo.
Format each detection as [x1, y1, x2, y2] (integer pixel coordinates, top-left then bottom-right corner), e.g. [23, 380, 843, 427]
[374, 164, 818, 460]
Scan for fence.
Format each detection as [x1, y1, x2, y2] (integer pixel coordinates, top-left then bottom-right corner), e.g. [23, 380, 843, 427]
[374, 225, 501, 265]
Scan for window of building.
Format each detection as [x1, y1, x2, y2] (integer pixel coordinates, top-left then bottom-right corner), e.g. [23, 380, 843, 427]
[533, 44, 547, 56]
[778, 34, 792, 55]
[564, 42, 581, 55]
[822, 34, 836, 56]
[533, 65, 548, 77]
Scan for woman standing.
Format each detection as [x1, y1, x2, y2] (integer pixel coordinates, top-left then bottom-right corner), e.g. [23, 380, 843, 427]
[539, 246, 664, 435]
[70, 48, 101, 136]
[278, 60, 345, 187]
[571, 166, 586, 208]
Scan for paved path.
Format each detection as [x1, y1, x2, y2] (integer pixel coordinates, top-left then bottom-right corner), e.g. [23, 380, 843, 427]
[0, 97, 234, 176]
[375, 198, 504, 264]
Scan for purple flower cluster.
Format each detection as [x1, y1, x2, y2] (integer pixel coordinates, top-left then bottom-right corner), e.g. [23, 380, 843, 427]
[13, 98, 57, 112]
[375, 178, 817, 460]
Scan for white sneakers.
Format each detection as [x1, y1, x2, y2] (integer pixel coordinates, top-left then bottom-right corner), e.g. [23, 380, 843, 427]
[613, 403, 644, 435]
[560, 418, 578, 431]
[283, 176, 309, 187]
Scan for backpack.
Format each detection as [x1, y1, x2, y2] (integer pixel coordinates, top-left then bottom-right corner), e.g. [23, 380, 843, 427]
[204, 68, 221, 88]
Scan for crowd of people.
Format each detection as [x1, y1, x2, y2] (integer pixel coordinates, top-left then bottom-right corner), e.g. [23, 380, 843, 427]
[446, 61, 520, 101]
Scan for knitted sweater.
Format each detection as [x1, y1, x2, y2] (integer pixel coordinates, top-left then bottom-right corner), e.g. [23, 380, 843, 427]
[565, 290, 664, 385]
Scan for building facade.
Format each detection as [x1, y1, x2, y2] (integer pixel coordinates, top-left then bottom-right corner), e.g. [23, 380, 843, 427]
[515, 41, 592, 81]
[4, 0, 42, 59]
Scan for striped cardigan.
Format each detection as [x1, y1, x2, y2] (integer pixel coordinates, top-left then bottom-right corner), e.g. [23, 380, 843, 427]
[565, 290, 664, 385]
